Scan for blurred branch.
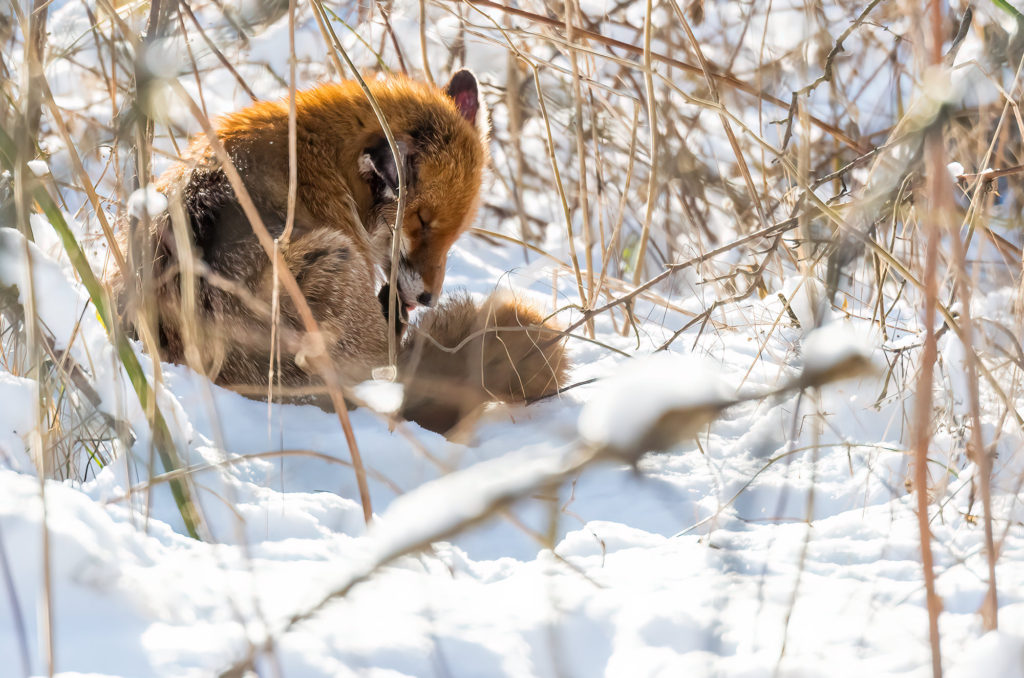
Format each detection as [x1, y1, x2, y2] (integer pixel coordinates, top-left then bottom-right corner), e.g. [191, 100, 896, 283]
[24, 0, 48, 142]
[0, 520, 29, 678]
[915, 5, 946, 675]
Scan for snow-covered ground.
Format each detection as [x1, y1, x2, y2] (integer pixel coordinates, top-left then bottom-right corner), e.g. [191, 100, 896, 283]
[2, 0, 1024, 676]
[4, 225, 1022, 677]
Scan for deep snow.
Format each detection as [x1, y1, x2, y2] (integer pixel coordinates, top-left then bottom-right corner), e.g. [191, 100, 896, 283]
[2, 223, 1021, 677]
[2, 0, 1023, 677]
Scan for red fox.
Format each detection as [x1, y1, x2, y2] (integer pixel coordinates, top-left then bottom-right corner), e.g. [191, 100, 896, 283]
[109, 70, 568, 433]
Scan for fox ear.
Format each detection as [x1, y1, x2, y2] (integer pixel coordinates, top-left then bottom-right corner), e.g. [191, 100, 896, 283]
[444, 70, 480, 127]
[359, 136, 411, 202]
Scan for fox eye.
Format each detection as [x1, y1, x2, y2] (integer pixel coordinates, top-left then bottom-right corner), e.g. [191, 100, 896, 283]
[417, 209, 434, 232]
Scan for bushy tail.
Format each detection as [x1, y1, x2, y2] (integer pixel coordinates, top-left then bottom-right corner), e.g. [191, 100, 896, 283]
[399, 292, 570, 434]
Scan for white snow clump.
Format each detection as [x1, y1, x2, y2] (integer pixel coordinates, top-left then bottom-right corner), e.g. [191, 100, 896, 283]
[578, 352, 731, 453]
[127, 185, 168, 219]
[27, 159, 50, 177]
[802, 321, 874, 377]
[353, 379, 404, 415]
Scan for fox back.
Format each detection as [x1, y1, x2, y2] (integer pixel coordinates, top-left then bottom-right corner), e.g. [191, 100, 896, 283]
[180, 70, 487, 307]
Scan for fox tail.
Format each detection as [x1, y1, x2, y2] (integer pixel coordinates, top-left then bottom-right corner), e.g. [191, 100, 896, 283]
[399, 292, 570, 434]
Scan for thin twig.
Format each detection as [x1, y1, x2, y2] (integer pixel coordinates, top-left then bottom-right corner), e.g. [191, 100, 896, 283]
[178, 0, 258, 101]
[463, 0, 867, 152]
[628, 0, 658, 290]
[794, 0, 886, 98]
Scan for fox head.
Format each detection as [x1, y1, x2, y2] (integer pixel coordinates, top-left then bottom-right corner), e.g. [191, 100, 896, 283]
[357, 70, 487, 310]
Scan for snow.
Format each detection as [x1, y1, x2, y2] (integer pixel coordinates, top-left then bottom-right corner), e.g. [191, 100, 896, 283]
[127, 186, 169, 220]
[801, 321, 876, 385]
[367, 442, 582, 561]
[3, 0, 1024, 676]
[948, 632, 1024, 678]
[578, 352, 733, 455]
[6, 214, 1017, 674]
[27, 159, 50, 177]
[0, 372, 37, 472]
[352, 379, 404, 415]
[0, 228, 103, 357]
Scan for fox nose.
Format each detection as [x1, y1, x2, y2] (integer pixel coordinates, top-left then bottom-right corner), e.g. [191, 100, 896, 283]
[417, 291, 434, 307]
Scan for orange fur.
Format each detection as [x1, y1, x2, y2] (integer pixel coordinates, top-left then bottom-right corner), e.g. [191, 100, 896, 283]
[109, 72, 487, 392]
[190, 74, 487, 299]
